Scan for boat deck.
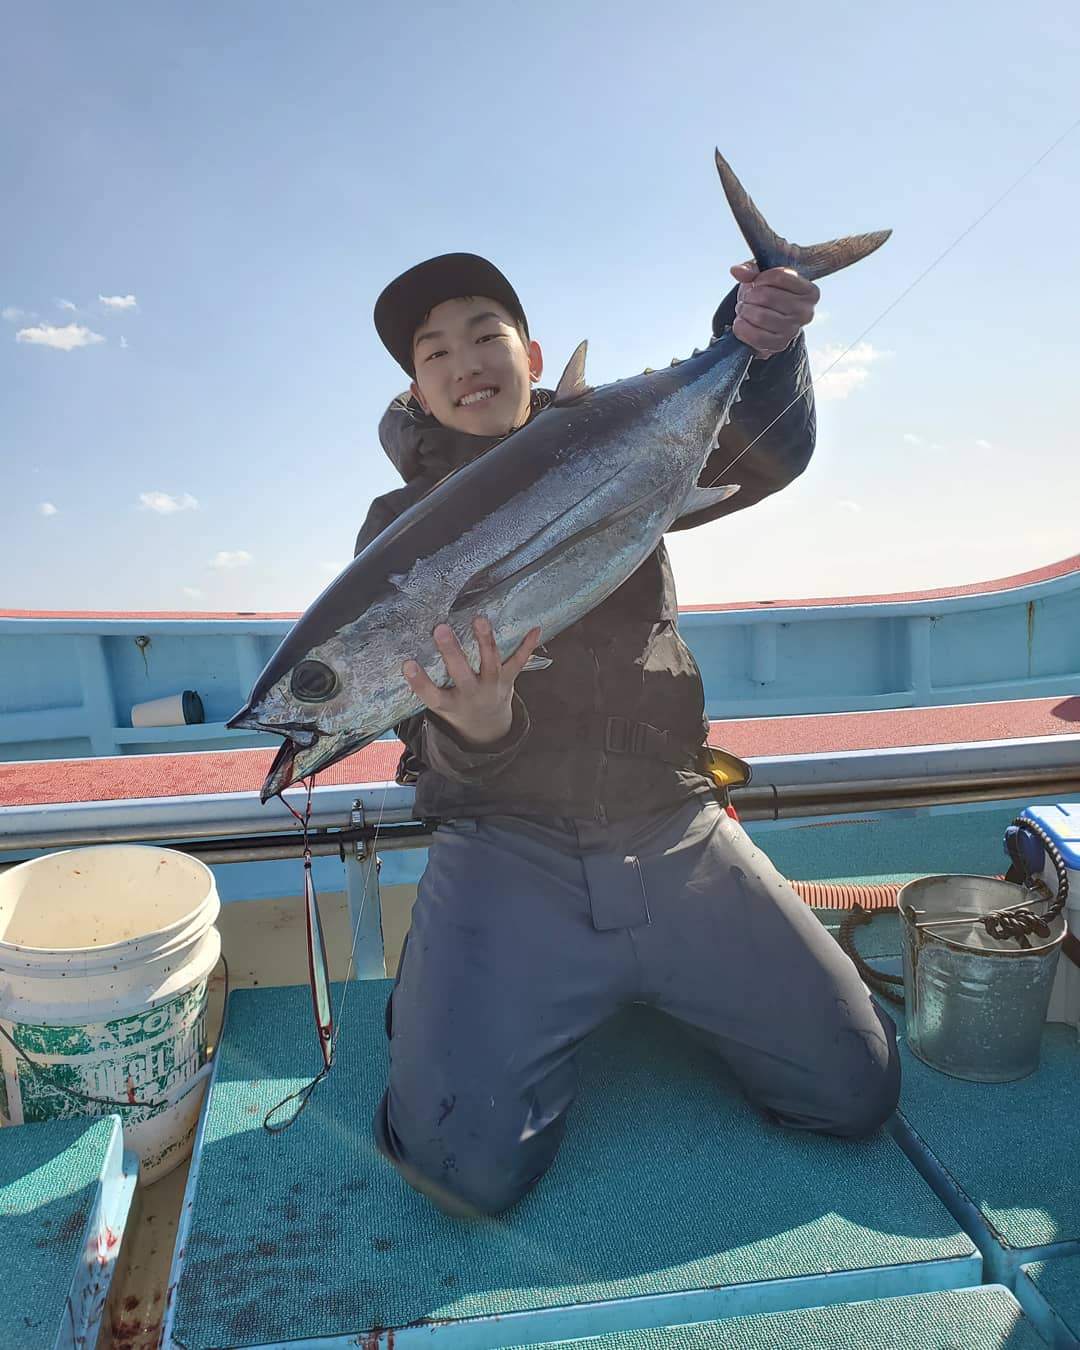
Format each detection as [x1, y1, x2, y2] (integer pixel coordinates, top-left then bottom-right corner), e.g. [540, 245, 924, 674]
[162, 923, 1080, 1350]
[0, 1116, 136, 1350]
[3, 747, 1080, 1348]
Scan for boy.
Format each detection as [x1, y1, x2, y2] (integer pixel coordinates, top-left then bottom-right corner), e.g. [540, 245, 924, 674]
[357, 252, 900, 1217]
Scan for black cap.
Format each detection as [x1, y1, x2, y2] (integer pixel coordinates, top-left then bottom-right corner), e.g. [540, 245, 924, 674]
[374, 253, 528, 376]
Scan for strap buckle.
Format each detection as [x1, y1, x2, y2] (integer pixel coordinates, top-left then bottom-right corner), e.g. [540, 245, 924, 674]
[604, 716, 668, 758]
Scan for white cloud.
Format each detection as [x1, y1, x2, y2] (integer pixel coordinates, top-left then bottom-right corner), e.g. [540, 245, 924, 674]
[837, 500, 862, 513]
[210, 549, 253, 570]
[2, 306, 24, 323]
[139, 491, 198, 514]
[810, 342, 891, 401]
[38, 501, 59, 517]
[903, 432, 924, 446]
[119, 336, 128, 349]
[182, 586, 204, 601]
[56, 298, 79, 313]
[975, 438, 992, 450]
[99, 293, 138, 312]
[16, 322, 105, 351]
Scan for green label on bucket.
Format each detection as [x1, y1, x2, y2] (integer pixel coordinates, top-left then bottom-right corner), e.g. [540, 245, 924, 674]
[12, 979, 207, 1058]
[3, 979, 209, 1126]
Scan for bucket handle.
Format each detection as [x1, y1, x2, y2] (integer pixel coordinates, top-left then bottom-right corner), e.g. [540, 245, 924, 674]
[1004, 813, 1070, 914]
[907, 816, 1069, 948]
[0, 954, 229, 1115]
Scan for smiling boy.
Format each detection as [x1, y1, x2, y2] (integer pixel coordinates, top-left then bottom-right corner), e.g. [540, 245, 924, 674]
[357, 252, 900, 1217]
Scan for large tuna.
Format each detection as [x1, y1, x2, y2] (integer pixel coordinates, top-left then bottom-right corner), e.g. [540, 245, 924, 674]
[229, 150, 890, 800]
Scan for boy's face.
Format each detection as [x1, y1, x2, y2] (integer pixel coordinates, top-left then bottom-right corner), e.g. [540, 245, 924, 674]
[410, 295, 543, 436]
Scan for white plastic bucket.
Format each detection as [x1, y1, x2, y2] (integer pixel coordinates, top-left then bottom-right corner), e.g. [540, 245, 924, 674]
[0, 846, 221, 1185]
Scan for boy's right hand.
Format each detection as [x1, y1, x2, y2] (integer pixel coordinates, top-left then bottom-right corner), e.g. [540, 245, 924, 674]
[403, 616, 541, 748]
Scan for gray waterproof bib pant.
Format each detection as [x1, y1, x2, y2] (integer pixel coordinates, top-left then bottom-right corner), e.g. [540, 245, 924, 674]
[373, 796, 900, 1216]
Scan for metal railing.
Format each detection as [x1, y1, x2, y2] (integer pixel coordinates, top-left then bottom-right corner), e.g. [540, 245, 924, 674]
[3, 754, 1079, 870]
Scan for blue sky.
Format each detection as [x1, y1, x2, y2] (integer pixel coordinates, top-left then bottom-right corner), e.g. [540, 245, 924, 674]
[4, 1, 1078, 612]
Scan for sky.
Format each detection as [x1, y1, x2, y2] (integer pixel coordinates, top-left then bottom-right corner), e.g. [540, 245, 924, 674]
[3, 1, 1079, 613]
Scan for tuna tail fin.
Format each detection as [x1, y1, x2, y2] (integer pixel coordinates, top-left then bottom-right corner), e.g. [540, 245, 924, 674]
[714, 149, 891, 281]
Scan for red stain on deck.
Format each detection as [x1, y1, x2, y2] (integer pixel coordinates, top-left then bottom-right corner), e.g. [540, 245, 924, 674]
[355, 1331, 396, 1349]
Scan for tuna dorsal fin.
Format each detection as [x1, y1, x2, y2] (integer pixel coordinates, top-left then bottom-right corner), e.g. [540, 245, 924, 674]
[714, 149, 891, 282]
[553, 340, 591, 405]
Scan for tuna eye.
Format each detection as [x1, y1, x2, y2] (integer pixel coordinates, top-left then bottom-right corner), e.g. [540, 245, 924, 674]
[291, 660, 339, 703]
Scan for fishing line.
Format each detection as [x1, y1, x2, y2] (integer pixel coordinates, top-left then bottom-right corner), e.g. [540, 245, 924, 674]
[265, 776, 330, 1131]
[262, 757, 394, 1132]
[704, 112, 1080, 490]
[332, 769, 394, 1042]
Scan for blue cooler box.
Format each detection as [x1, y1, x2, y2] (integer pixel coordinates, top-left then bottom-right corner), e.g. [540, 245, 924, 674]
[1017, 803, 1080, 1032]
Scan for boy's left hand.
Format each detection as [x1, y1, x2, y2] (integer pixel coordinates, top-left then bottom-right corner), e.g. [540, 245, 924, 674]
[730, 261, 820, 359]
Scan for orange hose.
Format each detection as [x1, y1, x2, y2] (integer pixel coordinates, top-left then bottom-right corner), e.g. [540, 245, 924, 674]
[790, 876, 1007, 911]
[791, 880, 902, 910]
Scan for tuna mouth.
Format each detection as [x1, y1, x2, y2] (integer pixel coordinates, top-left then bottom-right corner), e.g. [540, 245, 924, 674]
[261, 738, 299, 802]
[259, 728, 377, 803]
[226, 704, 257, 731]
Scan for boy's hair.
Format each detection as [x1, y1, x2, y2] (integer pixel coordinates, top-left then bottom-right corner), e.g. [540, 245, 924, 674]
[374, 253, 529, 377]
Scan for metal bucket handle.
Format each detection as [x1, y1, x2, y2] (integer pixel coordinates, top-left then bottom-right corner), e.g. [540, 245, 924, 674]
[908, 815, 1069, 947]
[1001, 811, 1070, 919]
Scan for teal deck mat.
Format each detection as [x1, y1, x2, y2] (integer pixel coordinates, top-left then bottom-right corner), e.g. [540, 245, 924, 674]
[895, 1020, 1080, 1253]
[1018, 1258, 1080, 1344]
[818, 908, 901, 959]
[0, 1115, 132, 1350]
[757, 804, 1016, 887]
[835, 901, 1080, 1259]
[516, 1286, 1049, 1349]
[169, 981, 975, 1349]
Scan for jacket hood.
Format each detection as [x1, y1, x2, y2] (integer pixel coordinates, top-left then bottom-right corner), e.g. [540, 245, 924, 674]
[378, 389, 553, 485]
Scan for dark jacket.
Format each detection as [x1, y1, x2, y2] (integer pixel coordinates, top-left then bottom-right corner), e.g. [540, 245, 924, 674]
[354, 290, 816, 823]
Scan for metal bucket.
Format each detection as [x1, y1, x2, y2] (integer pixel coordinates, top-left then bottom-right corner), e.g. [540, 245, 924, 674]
[900, 874, 1066, 1082]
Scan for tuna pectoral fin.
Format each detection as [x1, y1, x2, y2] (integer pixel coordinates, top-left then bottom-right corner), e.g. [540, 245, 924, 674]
[714, 149, 891, 281]
[451, 480, 670, 615]
[674, 483, 741, 523]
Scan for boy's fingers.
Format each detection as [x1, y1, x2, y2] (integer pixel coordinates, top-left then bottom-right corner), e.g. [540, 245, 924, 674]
[736, 290, 808, 325]
[755, 267, 820, 300]
[730, 260, 759, 282]
[433, 622, 475, 686]
[402, 659, 445, 711]
[473, 615, 500, 680]
[504, 627, 542, 679]
[733, 320, 788, 356]
[734, 302, 791, 339]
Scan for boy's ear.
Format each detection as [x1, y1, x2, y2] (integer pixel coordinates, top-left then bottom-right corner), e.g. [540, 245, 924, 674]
[409, 379, 431, 413]
[528, 340, 543, 383]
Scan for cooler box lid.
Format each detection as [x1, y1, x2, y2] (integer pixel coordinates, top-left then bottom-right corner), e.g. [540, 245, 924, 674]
[1020, 803, 1080, 870]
